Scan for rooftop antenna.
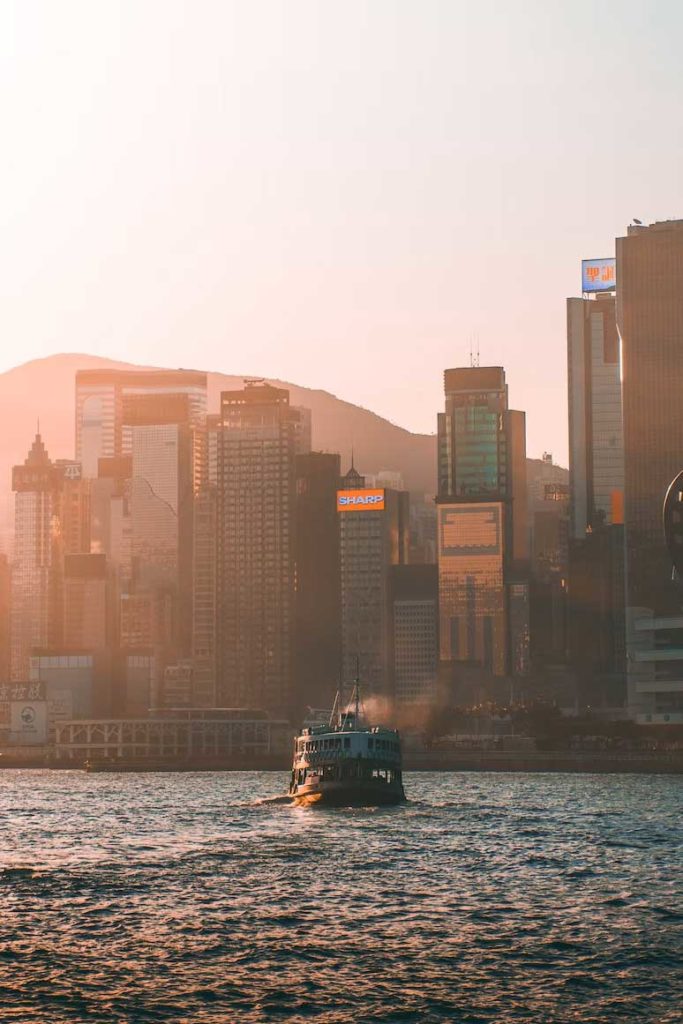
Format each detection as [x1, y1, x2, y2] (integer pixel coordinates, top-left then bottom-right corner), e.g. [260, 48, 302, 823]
[469, 334, 480, 368]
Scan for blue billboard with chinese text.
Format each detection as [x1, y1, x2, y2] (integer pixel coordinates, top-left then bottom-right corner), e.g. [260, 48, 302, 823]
[582, 257, 616, 293]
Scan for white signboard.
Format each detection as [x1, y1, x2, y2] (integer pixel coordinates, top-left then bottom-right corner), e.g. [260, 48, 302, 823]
[9, 701, 48, 745]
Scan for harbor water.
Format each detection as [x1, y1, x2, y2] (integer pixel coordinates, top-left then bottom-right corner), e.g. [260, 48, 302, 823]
[1, 770, 681, 1023]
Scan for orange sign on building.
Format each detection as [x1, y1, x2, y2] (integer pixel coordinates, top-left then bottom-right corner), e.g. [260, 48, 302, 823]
[336, 488, 385, 512]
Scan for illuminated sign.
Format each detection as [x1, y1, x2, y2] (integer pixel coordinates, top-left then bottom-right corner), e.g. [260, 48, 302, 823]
[337, 488, 385, 512]
[582, 258, 616, 293]
[544, 483, 569, 502]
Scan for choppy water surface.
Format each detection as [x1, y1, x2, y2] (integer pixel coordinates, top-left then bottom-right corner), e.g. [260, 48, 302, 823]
[1, 772, 681, 1023]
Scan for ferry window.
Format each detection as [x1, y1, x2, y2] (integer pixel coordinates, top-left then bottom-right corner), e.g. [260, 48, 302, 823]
[344, 737, 350, 749]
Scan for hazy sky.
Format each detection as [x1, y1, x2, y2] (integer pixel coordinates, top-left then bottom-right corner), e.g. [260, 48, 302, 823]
[1, 1, 682, 460]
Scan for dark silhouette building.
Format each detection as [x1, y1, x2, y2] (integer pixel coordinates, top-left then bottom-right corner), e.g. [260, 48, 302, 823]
[617, 219, 683, 722]
[294, 452, 342, 715]
[216, 382, 309, 716]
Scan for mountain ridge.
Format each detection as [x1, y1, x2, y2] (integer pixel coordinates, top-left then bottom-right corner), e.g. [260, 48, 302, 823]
[0, 352, 438, 495]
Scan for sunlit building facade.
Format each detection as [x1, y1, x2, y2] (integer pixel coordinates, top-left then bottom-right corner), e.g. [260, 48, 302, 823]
[437, 502, 506, 674]
[75, 369, 207, 478]
[125, 392, 201, 656]
[566, 283, 625, 706]
[437, 367, 529, 682]
[10, 434, 57, 680]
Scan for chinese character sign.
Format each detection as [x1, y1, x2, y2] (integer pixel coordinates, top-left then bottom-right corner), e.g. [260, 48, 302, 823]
[582, 258, 616, 293]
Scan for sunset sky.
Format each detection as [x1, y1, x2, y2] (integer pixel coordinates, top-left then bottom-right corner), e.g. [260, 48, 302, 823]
[1, 0, 682, 459]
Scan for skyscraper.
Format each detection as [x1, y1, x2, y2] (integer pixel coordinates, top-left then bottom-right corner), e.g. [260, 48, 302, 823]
[566, 280, 625, 705]
[10, 434, 59, 680]
[390, 564, 438, 704]
[75, 369, 207, 478]
[567, 293, 624, 538]
[617, 219, 683, 722]
[124, 392, 201, 656]
[216, 382, 307, 715]
[436, 367, 529, 684]
[338, 467, 409, 698]
[63, 553, 108, 650]
[294, 452, 342, 713]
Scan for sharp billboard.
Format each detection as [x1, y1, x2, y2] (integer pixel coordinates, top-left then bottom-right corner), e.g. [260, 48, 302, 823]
[337, 489, 385, 512]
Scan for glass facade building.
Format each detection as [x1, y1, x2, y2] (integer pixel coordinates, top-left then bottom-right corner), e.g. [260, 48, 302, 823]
[437, 503, 506, 674]
[437, 367, 529, 682]
[124, 393, 199, 657]
[567, 293, 623, 539]
[75, 369, 207, 478]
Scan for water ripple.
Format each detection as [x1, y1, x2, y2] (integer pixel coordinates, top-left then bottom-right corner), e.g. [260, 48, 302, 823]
[0, 770, 681, 1022]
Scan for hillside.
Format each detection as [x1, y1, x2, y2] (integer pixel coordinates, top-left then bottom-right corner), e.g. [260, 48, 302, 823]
[0, 354, 568, 552]
[0, 352, 438, 496]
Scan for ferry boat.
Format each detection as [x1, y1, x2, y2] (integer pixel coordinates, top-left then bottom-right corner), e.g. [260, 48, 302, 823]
[288, 686, 406, 806]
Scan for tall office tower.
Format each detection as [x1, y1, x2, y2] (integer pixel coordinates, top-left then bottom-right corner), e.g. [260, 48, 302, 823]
[192, 485, 217, 707]
[617, 220, 683, 722]
[53, 462, 91, 554]
[75, 369, 207, 478]
[436, 367, 529, 683]
[566, 275, 625, 705]
[294, 452, 342, 713]
[390, 564, 438, 705]
[63, 553, 108, 650]
[216, 383, 307, 715]
[567, 292, 624, 537]
[206, 414, 220, 486]
[189, 414, 220, 707]
[528, 455, 569, 674]
[10, 434, 59, 680]
[338, 467, 410, 698]
[124, 392, 201, 656]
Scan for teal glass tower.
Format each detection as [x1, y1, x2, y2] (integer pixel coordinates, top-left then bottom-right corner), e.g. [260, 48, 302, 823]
[437, 367, 529, 679]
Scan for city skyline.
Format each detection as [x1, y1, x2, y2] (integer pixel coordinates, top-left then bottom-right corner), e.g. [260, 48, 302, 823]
[3, 2, 683, 460]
